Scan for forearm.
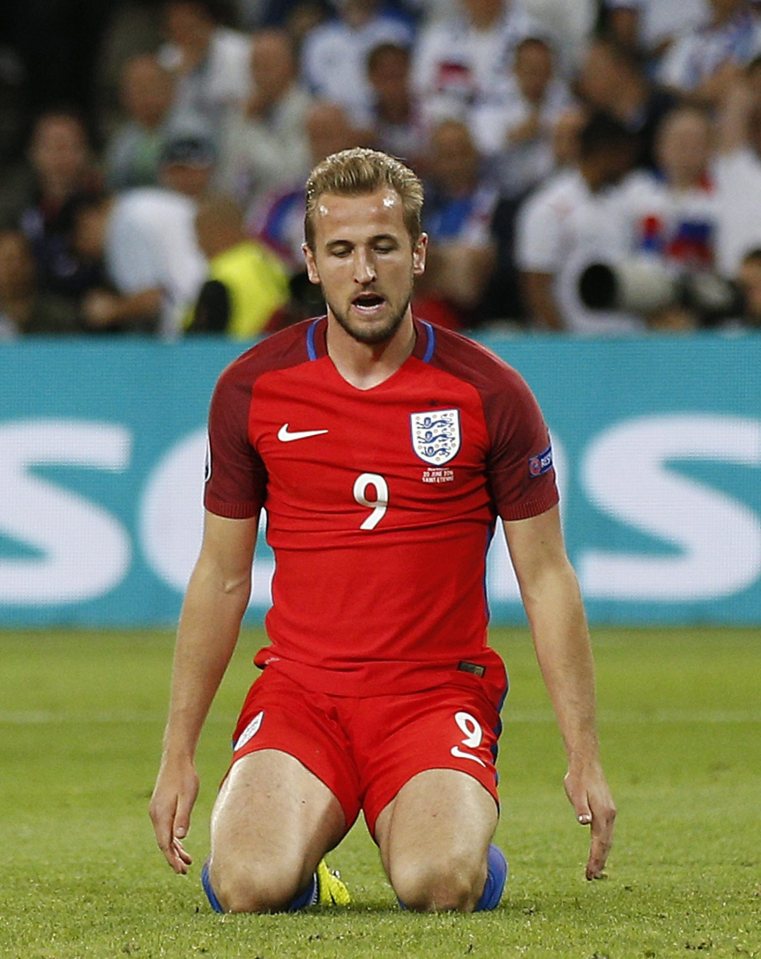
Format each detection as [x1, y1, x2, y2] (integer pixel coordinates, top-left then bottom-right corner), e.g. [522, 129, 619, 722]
[520, 271, 565, 331]
[521, 558, 600, 763]
[114, 288, 163, 323]
[161, 559, 251, 762]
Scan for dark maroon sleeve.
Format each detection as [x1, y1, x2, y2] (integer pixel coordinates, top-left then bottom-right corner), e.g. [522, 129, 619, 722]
[203, 363, 267, 519]
[482, 365, 559, 521]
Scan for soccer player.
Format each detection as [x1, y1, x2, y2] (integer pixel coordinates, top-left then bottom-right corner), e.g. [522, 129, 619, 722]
[149, 147, 616, 913]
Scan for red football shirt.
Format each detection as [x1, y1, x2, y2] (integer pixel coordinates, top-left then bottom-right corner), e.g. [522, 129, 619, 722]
[204, 316, 558, 695]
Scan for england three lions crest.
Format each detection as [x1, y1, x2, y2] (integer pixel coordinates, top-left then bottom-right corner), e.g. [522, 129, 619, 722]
[410, 409, 461, 466]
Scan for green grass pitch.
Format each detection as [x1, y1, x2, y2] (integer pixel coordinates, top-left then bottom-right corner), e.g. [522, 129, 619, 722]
[1, 626, 759, 959]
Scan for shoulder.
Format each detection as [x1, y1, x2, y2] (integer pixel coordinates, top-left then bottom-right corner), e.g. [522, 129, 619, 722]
[519, 170, 582, 222]
[426, 323, 534, 398]
[214, 318, 319, 393]
[415, 16, 461, 50]
[114, 187, 191, 220]
[213, 27, 253, 59]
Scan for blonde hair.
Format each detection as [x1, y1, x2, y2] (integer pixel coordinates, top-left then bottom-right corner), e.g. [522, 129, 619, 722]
[304, 147, 423, 250]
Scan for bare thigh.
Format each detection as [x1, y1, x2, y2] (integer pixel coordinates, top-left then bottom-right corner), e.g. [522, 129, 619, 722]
[208, 749, 346, 912]
[374, 768, 498, 912]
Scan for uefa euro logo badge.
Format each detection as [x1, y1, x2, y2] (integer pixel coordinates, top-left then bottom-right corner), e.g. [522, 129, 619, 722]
[410, 409, 461, 466]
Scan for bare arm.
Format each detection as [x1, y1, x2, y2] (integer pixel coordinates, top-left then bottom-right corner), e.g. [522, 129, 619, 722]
[81, 287, 163, 330]
[520, 270, 566, 332]
[503, 505, 615, 879]
[149, 510, 258, 873]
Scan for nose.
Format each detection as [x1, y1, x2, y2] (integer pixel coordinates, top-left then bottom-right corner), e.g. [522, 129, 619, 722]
[353, 248, 376, 285]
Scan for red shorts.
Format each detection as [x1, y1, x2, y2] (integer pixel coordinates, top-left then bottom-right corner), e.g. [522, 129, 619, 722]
[228, 663, 507, 838]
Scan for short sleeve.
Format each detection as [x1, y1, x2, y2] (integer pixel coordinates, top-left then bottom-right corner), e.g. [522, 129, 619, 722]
[515, 192, 562, 273]
[203, 367, 267, 519]
[106, 206, 162, 293]
[483, 367, 559, 521]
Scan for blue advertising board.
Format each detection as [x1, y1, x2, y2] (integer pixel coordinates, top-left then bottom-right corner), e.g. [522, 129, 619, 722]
[1, 334, 759, 626]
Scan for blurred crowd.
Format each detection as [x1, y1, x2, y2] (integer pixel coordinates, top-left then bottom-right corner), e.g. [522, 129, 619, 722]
[2, 0, 761, 339]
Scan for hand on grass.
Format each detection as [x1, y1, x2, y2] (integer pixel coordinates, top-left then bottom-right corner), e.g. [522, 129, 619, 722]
[564, 761, 616, 880]
[149, 759, 199, 874]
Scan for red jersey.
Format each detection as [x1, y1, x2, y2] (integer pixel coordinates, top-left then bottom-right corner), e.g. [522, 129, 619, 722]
[204, 316, 558, 695]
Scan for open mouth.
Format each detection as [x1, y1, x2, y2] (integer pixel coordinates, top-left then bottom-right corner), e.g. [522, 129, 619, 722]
[352, 292, 386, 311]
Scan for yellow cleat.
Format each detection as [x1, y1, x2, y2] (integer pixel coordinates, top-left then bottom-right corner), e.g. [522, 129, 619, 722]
[315, 859, 351, 906]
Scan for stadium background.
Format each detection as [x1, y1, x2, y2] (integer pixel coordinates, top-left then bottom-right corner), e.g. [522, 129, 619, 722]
[1, 332, 758, 628]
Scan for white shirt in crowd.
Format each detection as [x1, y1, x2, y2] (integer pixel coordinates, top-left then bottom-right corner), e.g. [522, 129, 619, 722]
[300, 13, 413, 125]
[657, 5, 761, 93]
[617, 169, 720, 272]
[714, 147, 761, 275]
[412, 1, 538, 122]
[470, 73, 573, 198]
[515, 168, 646, 335]
[159, 27, 252, 129]
[106, 188, 207, 339]
[215, 85, 314, 207]
[603, 0, 709, 52]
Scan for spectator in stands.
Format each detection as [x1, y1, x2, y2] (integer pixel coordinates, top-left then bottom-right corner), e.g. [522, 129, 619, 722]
[103, 54, 177, 191]
[657, 0, 761, 107]
[300, 0, 412, 125]
[549, 103, 588, 169]
[481, 103, 587, 329]
[521, 0, 598, 73]
[412, 0, 539, 123]
[415, 118, 498, 328]
[359, 42, 427, 171]
[612, 105, 718, 330]
[470, 33, 573, 200]
[0, 109, 104, 306]
[158, 0, 252, 134]
[250, 99, 360, 322]
[0, 228, 83, 338]
[625, 105, 719, 271]
[72, 128, 215, 337]
[516, 110, 644, 334]
[601, 0, 709, 61]
[714, 58, 761, 275]
[215, 28, 313, 208]
[188, 193, 290, 337]
[251, 99, 360, 270]
[576, 34, 678, 171]
[245, 0, 331, 48]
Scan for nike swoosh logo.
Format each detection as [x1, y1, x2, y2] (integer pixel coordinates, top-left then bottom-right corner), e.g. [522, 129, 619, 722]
[277, 424, 329, 442]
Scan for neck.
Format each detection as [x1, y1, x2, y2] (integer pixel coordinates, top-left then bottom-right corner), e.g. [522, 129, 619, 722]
[325, 310, 416, 390]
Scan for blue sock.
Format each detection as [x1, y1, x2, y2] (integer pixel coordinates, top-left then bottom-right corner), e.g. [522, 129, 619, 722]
[474, 844, 508, 911]
[287, 874, 318, 911]
[201, 860, 224, 913]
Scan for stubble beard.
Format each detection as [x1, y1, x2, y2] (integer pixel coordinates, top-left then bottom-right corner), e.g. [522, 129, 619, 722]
[326, 294, 411, 346]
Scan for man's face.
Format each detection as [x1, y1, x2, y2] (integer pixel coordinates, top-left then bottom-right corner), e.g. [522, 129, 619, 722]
[30, 116, 88, 187]
[514, 41, 552, 102]
[303, 188, 426, 345]
[655, 110, 711, 185]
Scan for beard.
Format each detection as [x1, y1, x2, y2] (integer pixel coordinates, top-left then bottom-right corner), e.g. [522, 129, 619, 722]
[325, 293, 411, 345]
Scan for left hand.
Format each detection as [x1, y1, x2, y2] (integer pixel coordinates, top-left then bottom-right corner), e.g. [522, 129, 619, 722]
[564, 761, 616, 880]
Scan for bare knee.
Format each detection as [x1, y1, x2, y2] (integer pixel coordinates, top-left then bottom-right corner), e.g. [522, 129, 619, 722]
[390, 852, 486, 913]
[210, 854, 309, 913]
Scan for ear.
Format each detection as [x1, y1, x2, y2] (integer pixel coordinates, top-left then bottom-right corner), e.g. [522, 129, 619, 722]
[412, 233, 428, 277]
[302, 242, 321, 285]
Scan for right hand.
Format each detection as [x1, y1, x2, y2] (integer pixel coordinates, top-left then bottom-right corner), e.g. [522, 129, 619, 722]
[149, 758, 200, 874]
